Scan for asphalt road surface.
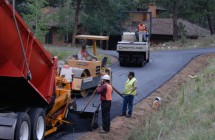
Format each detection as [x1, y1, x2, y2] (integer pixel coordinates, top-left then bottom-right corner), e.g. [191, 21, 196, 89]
[46, 47, 215, 140]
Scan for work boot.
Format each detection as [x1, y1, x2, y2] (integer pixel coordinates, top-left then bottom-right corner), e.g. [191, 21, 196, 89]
[126, 115, 131, 118]
[98, 129, 108, 133]
[119, 113, 126, 116]
[98, 126, 103, 130]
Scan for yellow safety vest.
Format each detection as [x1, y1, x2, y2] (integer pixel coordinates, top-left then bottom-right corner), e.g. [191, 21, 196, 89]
[124, 78, 137, 95]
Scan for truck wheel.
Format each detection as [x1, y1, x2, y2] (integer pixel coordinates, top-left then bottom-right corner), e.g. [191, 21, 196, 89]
[119, 60, 125, 67]
[29, 108, 45, 140]
[138, 62, 143, 67]
[14, 112, 31, 140]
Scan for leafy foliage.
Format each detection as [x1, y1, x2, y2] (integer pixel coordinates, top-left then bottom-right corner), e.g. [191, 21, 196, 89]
[80, 0, 156, 35]
[55, 0, 75, 43]
[156, 0, 215, 34]
[22, 0, 49, 43]
[81, 0, 134, 35]
[16, 0, 214, 42]
[190, 0, 215, 34]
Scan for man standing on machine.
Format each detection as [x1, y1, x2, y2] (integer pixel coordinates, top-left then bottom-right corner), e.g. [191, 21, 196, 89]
[135, 21, 147, 42]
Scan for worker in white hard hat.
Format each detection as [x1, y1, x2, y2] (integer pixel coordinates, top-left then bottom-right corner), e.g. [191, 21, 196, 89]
[96, 74, 113, 133]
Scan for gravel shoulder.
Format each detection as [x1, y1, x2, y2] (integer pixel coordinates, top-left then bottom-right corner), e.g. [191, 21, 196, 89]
[78, 53, 215, 140]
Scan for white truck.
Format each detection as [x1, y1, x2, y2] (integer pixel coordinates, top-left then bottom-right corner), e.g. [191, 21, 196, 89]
[117, 32, 150, 67]
[117, 11, 152, 67]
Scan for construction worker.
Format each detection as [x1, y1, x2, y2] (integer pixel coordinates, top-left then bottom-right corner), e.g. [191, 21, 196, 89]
[96, 74, 113, 133]
[77, 44, 97, 60]
[135, 21, 147, 42]
[120, 71, 138, 118]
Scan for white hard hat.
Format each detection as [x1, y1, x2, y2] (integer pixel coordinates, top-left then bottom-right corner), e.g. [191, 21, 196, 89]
[102, 74, 110, 81]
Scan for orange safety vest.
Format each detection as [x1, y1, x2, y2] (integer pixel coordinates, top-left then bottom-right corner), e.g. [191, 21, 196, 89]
[101, 83, 112, 101]
[138, 24, 146, 32]
[81, 50, 88, 58]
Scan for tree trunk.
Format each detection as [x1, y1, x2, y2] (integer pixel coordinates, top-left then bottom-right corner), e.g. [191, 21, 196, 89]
[71, 0, 82, 46]
[206, 14, 214, 35]
[66, 33, 69, 44]
[172, 0, 178, 41]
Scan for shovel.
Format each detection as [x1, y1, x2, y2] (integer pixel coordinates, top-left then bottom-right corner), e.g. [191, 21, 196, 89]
[78, 87, 100, 130]
[112, 86, 124, 98]
[82, 85, 124, 113]
[81, 87, 98, 113]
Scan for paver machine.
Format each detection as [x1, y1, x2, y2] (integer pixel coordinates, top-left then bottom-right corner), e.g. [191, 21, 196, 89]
[117, 11, 152, 67]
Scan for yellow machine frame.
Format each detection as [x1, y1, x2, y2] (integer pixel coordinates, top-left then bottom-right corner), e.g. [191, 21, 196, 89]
[67, 35, 110, 97]
[45, 75, 72, 136]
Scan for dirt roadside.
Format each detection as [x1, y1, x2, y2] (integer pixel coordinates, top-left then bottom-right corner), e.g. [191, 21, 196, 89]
[78, 53, 215, 140]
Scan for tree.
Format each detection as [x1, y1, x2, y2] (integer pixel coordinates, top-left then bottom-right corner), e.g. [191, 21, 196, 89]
[70, 0, 153, 46]
[46, 0, 61, 7]
[81, 0, 133, 36]
[172, 0, 178, 41]
[158, 0, 215, 35]
[132, 0, 154, 10]
[156, 0, 178, 41]
[72, 0, 82, 46]
[23, 0, 48, 43]
[191, 0, 215, 35]
[56, 0, 74, 43]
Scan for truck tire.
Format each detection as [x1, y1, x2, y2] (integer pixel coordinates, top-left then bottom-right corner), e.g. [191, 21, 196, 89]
[29, 108, 45, 140]
[119, 61, 124, 67]
[119, 54, 124, 66]
[138, 62, 143, 67]
[14, 112, 31, 140]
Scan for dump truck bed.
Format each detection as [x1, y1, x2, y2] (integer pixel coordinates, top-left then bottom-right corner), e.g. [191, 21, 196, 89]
[0, 0, 55, 107]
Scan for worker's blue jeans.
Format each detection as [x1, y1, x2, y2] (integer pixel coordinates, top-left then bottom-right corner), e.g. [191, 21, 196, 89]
[122, 95, 134, 116]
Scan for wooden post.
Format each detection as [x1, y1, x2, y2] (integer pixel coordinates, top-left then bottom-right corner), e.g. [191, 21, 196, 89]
[92, 40, 97, 56]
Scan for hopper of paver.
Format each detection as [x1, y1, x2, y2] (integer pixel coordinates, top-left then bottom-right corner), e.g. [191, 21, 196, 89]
[0, 0, 55, 107]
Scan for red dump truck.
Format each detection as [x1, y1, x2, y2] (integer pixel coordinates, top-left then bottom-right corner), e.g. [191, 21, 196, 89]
[0, 1, 75, 140]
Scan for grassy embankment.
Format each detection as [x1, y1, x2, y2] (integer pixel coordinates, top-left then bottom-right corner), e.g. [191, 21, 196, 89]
[45, 45, 112, 66]
[128, 57, 215, 140]
[152, 35, 215, 50]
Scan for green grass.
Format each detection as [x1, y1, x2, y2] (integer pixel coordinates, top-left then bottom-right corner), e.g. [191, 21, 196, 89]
[45, 45, 78, 60]
[127, 57, 215, 140]
[152, 35, 215, 50]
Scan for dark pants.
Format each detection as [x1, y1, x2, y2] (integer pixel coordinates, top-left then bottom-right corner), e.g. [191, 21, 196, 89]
[101, 100, 111, 132]
[122, 95, 134, 116]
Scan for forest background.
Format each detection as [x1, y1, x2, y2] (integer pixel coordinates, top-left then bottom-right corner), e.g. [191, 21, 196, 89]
[12, 0, 215, 44]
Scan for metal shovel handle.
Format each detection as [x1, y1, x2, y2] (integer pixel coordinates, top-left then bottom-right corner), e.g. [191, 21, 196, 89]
[82, 87, 98, 113]
[112, 86, 124, 98]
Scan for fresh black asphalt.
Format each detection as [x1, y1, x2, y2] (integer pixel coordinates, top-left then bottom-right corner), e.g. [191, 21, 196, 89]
[46, 47, 215, 140]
